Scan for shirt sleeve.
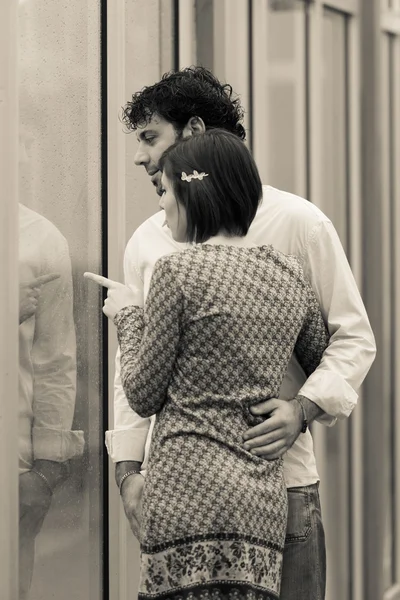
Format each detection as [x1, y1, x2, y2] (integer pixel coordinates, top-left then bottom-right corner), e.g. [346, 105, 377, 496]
[105, 236, 152, 463]
[114, 257, 182, 418]
[32, 232, 84, 462]
[298, 220, 376, 423]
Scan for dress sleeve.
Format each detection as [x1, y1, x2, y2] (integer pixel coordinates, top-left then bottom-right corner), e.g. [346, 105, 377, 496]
[114, 257, 182, 418]
[294, 284, 330, 378]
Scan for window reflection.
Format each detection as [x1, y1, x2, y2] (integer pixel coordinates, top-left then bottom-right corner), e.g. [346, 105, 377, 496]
[18, 1, 103, 599]
[18, 203, 84, 600]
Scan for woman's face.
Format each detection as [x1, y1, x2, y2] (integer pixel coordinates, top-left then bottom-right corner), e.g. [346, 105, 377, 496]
[159, 173, 188, 243]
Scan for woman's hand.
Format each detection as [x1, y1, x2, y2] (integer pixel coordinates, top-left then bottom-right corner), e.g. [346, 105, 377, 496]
[84, 272, 143, 320]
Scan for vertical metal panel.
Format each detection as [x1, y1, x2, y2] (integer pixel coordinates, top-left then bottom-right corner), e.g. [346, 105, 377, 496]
[360, 0, 385, 597]
[0, 0, 19, 598]
[160, 0, 175, 74]
[309, 3, 360, 598]
[346, 12, 364, 599]
[213, 0, 251, 144]
[251, 0, 269, 182]
[178, 0, 196, 67]
[106, 0, 127, 593]
[392, 34, 400, 589]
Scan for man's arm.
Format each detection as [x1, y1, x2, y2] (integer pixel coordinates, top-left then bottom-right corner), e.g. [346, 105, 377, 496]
[31, 233, 84, 486]
[105, 237, 152, 480]
[297, 220, 376, 417]
[244, 219, 376, 457]
[104, 235, 153, 539]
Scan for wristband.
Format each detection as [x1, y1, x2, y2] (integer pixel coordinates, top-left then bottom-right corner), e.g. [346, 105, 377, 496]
[119, 470, 141, 494]
[295, 396, 308, 433]
[32, 470, 54, 495]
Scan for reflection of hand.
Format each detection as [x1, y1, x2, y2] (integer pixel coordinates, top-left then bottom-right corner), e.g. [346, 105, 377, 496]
[19, 273, 60, 324]
[120, 473, 144, 540]
[84, 272, 143, 320]
[33, 459, 70, 491]
[19, 471, 53, 537]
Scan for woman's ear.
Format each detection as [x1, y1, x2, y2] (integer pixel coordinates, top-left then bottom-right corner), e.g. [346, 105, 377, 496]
[181, 116, 206, 138]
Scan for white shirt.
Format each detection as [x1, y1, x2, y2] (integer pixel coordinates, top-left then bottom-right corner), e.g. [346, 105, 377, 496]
[105, 186, 376, 487]
[19, 204, 84, 474]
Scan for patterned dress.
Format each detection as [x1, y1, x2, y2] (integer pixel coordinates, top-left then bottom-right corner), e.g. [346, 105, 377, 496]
[114, 244, 329, 600]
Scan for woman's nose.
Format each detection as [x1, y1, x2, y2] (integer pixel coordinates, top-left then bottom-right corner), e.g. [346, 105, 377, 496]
[159, 197, 165, 210]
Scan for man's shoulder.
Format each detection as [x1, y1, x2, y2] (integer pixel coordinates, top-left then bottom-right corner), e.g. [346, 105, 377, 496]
[259, 186, 331, 225]
[126, 211, 170, 250]
[249, 186, 333, 256]
[19, 204, 68, 249]
[124, 211, 184, 267]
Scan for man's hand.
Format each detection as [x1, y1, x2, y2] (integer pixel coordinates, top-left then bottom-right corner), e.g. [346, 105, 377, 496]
[19, 273, 60, 324]
[33, 459, 70, 491]
[243, 398, 304, 460]
[19, 471, 53, 537]
[120, 473, 144, 540]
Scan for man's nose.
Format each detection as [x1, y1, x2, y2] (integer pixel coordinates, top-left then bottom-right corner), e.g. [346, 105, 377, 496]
[134, 147, 149, 166]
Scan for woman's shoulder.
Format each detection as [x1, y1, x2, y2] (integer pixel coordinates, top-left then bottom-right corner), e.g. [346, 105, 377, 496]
[153, 247, 201, 278]
[263, 245, 307, 281]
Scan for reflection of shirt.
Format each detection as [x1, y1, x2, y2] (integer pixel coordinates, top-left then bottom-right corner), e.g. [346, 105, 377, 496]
[106, 185, 376, 488]
[19, 204, 84, 473]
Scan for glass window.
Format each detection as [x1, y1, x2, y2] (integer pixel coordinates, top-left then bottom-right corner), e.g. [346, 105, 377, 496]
[18, 1, 104, 598]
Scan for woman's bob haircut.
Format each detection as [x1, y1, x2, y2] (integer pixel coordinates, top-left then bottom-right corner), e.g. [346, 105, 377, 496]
[159, 129, 263, 243]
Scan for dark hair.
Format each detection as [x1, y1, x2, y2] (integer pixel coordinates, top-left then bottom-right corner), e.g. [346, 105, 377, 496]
[121, 66, 246, 140]
[160, 129, 263, 243]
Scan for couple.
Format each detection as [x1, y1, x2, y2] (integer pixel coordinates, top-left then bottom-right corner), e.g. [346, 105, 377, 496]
[87, 67, 376, 600]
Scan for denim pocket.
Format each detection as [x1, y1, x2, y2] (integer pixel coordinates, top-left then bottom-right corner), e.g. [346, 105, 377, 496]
[285, 487, 312, 543]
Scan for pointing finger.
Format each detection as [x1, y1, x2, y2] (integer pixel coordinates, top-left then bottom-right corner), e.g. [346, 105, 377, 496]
[84, 272, 118, 289]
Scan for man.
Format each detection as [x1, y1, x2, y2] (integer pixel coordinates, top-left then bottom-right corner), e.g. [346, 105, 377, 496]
[105, 67, 376, 599]
[19, 203, 85, 599]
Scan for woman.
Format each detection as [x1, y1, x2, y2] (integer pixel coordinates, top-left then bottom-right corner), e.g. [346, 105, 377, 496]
[86, 129, 329, 600]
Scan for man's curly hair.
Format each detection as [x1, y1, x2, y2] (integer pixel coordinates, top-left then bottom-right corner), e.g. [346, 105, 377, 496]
[121, 66, 246, 140]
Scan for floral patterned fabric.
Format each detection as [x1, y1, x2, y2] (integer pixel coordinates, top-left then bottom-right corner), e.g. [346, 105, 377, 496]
[115, 244, 329, 600]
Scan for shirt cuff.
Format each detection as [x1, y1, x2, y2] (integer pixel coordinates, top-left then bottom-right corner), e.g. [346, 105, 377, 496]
[105, 428, 149, 463]
[33, 427, 85, 461]
[299, 370, 358, 427]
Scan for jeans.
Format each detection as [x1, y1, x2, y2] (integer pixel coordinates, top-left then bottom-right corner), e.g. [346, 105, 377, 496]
[280, 483, 326, 600]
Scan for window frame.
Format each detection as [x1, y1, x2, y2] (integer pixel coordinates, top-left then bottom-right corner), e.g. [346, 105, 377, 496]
[0, 0, 19, 595]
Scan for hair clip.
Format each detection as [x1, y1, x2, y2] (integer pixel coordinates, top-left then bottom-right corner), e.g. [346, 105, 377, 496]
[181, 170, 209, 182]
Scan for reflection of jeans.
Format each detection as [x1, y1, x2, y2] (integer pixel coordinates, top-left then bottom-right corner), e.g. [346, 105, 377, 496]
[280, 483, 326, 600]
[19, 479, 52, 600]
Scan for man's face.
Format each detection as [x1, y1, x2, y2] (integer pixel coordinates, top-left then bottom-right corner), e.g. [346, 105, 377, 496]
[134, 115, 181, 197]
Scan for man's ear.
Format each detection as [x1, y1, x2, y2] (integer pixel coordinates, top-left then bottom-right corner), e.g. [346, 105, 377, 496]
[181, 116, 206, 137]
